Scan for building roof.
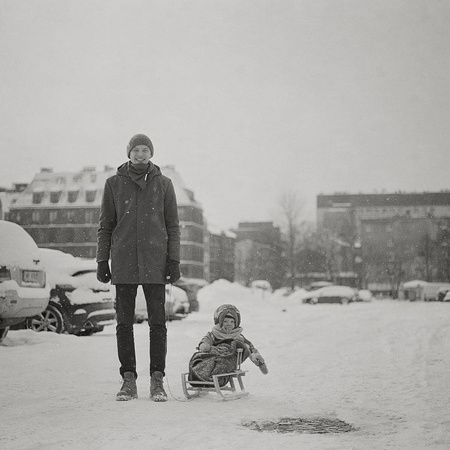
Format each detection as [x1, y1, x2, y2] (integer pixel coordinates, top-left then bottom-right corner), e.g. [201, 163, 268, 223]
[10, 165, 201, 209]
[317, 192, 450, 208]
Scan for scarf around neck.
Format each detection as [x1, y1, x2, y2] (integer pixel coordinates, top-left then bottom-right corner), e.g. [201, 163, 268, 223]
[127, 161, 154, 189]
[211, 324, 243, 341]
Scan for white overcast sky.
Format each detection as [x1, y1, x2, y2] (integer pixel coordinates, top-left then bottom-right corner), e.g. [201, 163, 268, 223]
[1, 0, 449, 230]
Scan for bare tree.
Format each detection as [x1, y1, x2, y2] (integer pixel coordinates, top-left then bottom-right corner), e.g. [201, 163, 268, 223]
[277, 190, 305, 291]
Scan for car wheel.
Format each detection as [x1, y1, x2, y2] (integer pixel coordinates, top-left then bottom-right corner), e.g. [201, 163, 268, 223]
[27, 304, 66, 333]
[76, 329, 95, 336]
[0, 327, 9, 344]
[341, 298, 349, 305]
[76, 325, 104, 336]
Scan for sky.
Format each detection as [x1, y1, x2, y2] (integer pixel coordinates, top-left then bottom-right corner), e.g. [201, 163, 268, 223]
[1, 0, 449, 231]
[2, 281, 450, 449]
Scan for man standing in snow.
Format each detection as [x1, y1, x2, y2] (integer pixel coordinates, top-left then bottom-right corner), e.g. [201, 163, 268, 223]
[96, 133, 181, 402]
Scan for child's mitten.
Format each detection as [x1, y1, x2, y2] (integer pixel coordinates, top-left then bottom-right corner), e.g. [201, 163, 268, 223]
[250, 351, 268, 374]
[198, 343, 211, 353]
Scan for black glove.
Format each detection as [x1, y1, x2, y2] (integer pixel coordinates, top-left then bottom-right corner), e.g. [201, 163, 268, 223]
[166, 259, 181, 284]
[96, 261, 111, 283]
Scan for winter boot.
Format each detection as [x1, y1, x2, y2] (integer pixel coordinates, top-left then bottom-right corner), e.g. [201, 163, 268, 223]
[150, 371, 167, 402]
[116, 371, 138, 401]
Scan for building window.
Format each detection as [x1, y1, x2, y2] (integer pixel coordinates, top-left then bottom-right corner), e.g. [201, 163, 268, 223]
[180, 245, 204, 262]
[32, 192, 44, 204]
[50, 191, 62, 203]
[85, 210, 95, 223]
[68, 191, 79, 203]
[66, 210, 76, 222]
[86, 190, 96, 202]
[49, 211, 58, 223]
[64, 228, 75, 242]
[31, 211, 40, 223]
[181, 226, 204, 243]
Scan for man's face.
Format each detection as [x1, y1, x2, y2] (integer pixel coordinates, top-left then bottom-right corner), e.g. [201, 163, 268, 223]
[129, 145, 152, 164]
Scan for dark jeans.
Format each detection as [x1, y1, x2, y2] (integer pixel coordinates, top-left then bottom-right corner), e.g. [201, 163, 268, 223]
[115, 284, 167, 379]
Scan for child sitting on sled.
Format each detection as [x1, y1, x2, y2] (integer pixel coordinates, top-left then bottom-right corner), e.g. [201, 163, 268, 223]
[188, 304, 268, 387]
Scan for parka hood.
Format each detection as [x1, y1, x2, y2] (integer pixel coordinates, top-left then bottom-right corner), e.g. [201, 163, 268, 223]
[115, 162, 162, 188]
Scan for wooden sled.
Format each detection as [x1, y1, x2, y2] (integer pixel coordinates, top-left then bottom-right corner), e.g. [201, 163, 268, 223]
[181, 348, 249, 401]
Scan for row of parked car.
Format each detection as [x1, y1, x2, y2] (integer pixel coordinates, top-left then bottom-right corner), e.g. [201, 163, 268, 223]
[0, 220, 203, 343]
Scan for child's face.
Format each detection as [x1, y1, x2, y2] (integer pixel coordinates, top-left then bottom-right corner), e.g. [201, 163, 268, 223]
[222, 317, 235, 332]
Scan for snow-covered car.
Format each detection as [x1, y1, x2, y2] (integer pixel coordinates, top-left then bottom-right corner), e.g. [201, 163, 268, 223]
[442, 291, 450, 302]
[133, 284, 190, 323]
[303, 285, 358, 305]
[356, 289, 373, 302]
[22, 249, 115, 336]
[0, 221, 50, 343]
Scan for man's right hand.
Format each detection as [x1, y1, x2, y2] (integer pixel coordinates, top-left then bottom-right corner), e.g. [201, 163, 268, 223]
[96, 261, 111, 283]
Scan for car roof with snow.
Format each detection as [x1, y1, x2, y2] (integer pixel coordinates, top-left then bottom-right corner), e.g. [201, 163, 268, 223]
[309, 285, 357, 296]
[38, 248, 97, 275]
[0, 220, 41, 268]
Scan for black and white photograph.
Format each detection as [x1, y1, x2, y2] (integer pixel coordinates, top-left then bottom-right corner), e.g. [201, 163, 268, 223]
[1, 1, 449, 449]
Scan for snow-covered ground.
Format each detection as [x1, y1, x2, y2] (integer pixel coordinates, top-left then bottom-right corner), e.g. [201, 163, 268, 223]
[1, 280, 449, 450]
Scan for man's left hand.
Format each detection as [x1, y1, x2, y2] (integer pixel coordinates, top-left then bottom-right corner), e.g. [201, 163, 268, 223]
[166, 259, 181, 284]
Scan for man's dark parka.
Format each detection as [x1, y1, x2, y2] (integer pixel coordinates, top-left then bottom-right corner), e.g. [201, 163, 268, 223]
[96, 162, 180, 285]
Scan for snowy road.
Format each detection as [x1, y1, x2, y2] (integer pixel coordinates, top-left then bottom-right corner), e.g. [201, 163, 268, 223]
[1, 281, 449, 449]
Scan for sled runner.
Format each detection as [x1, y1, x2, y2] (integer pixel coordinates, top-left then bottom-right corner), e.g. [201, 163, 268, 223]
[181, 348, 249, 401]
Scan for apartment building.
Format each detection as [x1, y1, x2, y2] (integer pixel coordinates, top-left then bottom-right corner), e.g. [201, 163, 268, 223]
[8, 165, 206, 280]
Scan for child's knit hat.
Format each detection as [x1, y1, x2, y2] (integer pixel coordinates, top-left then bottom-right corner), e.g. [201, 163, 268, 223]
[213, 304, 241, 328]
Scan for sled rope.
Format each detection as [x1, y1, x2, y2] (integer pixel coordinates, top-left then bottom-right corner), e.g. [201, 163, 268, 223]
[165, 372, 194, 402]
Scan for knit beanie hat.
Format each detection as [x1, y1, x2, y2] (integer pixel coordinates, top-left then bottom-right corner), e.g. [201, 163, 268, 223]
[126, 134, 154, 158]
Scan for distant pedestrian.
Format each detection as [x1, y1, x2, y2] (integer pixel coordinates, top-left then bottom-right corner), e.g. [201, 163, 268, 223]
[96, 133, 181, 402]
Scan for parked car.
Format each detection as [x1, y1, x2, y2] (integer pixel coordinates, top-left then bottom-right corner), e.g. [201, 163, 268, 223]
[402, 280, 450, 301]
[22, 249, 115, 336]
[303, 285, 358, 305]
[0, 221, 50, 343]
[133, 284, 190, 323]
[443, 291, 450, 302]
